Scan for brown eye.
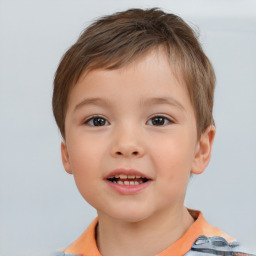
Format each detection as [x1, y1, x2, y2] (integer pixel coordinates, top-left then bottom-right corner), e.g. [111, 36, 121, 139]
[147, 116, 171, 126]
[85, 116, 109, 126]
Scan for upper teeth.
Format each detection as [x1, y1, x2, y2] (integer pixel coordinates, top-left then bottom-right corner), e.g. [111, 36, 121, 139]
[113, 174, 143, 179]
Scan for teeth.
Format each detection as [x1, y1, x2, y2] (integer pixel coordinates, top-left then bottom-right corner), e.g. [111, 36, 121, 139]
[115, 180, 144, 185]
[111, 174, 144, 179]
[109, 174, 148, 184]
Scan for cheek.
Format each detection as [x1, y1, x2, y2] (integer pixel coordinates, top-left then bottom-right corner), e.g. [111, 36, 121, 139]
[68, 133, 106, 171]
[153, 142, 193, 200]
[152, 133, 196, 178]
[67, 137, 105, 200]
[71, 154, 101, 207]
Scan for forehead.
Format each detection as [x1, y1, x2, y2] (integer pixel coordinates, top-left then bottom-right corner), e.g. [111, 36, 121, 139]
[67, 49, 191, 113]
[76, 47, 186, 88]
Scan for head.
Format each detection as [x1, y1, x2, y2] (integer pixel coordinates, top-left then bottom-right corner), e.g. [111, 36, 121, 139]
[52, 8, 216, 222]
[53, 8, 215, 140]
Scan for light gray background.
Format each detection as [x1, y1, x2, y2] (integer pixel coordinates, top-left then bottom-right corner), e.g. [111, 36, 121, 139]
[0, 0, 255, 255]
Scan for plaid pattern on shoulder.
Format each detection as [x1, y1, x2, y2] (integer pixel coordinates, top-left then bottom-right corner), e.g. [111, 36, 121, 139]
[185, 236, 256, 256]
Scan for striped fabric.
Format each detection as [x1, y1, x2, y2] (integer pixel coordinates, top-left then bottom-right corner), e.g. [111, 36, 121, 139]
[185, 236, 255, 256]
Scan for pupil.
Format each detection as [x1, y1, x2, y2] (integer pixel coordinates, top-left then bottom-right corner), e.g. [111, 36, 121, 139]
[152, 117, 164, 125]
[94, 118, 105, 126]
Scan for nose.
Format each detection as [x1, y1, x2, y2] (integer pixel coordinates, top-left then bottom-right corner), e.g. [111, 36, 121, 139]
[110, 126, 145, 158]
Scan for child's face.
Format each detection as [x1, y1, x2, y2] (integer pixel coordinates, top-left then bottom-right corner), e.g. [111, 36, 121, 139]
[61, 50, 212, 222]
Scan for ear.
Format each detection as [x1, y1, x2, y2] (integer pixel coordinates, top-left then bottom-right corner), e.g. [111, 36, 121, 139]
[191, 125, 216, 175]
[61, 141, 72, 174]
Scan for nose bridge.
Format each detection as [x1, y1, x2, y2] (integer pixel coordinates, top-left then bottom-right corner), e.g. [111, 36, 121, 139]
[110, 121, 145, 158]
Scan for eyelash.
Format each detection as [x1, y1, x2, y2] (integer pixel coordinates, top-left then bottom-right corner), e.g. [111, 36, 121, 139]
[83, 115, 173, 127]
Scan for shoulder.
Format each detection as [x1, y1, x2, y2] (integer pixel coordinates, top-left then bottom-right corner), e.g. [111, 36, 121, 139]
[55, 217, 100, 256]
[185, 235, 256, 256]
[184, 210, 255, 256]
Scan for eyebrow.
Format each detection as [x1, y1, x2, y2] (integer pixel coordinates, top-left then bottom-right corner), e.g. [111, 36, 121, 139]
[139, 97, 185, 110]
[73, 96, 185, 113]
[73, 97, 112, 113]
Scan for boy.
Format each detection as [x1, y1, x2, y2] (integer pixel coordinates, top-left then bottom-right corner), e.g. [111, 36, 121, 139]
[53, 8, 255, 256]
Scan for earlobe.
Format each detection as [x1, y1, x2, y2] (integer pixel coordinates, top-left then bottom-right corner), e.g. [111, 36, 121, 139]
[61, 142, 73, 174]
[191, 125, 216, 175]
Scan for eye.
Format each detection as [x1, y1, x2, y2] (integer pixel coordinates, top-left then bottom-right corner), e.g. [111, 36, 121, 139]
[147, 115, 172, 126]
[84, 116, 110, 126]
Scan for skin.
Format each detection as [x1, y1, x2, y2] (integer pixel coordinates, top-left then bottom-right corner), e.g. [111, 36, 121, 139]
[61, 49, 215, 256]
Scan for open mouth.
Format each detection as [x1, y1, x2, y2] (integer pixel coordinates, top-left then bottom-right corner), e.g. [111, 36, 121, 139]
[107, 174, 149, 185]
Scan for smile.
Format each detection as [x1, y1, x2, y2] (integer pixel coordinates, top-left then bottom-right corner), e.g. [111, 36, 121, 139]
[105, 169, 152, 194]
[107, 174, 149, 185]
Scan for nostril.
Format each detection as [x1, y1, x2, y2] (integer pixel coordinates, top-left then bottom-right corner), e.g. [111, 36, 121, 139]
[115, 151, 139, 156]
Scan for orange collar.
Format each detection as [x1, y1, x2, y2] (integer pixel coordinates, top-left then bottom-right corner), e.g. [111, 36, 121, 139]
[62, 210, 234, 256]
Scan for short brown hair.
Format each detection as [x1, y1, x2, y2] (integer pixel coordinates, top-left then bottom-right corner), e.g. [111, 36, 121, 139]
[53, 8, 215, 139]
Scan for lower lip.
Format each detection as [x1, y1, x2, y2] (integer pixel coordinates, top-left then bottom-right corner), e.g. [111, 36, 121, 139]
[105, 180, 152, 195]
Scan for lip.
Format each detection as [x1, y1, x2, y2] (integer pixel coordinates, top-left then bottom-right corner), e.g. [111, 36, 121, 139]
[104, 168, 152, 179]
[104, 168, 152, 195]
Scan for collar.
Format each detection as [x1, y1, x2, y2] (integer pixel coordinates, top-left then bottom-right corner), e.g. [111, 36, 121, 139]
[62, 209, 234, 256]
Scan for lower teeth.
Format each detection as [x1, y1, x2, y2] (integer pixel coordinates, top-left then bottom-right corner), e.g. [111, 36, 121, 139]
[113, 180, 143, 185]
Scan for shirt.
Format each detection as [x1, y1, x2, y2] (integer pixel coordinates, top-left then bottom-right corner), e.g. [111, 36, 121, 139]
[56, 210, 255, 256]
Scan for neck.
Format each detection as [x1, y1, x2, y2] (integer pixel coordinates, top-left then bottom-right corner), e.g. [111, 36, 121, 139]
[96, 207, 194, 256]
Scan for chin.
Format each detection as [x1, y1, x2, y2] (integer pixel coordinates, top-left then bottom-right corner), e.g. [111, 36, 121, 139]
[103, 207, 152, 223]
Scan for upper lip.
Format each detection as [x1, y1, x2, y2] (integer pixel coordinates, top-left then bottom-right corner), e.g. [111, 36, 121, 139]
[105, 168, 152, 179]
